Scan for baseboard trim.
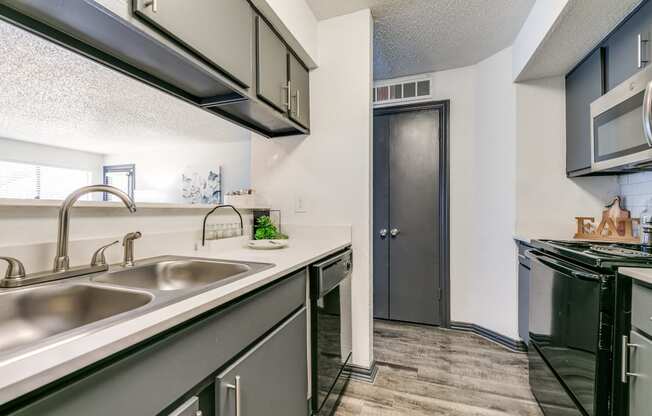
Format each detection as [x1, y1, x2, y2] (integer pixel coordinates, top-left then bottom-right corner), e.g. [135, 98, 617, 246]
[344, 360, 379, 384]
[450, 321, 527, 353]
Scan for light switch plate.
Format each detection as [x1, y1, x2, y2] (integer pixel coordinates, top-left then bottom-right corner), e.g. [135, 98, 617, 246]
[295, 195, 307, 213]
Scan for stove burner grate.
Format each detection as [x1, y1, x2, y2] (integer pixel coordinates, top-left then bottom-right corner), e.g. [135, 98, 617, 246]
[589, 245, 652, 258]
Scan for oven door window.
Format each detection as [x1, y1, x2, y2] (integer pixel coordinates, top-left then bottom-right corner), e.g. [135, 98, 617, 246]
[594, 90, 649, 162]
[529, 259, 600, 416]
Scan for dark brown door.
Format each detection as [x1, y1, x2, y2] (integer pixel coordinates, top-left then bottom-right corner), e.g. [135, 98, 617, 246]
[373, 108, 441, 325]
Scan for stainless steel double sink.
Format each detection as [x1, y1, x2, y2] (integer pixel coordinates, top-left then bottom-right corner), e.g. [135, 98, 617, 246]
[0, 256, 273, 355]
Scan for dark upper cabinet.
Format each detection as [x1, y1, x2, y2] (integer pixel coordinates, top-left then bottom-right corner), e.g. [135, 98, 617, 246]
[0, 1, 310, 138]
[133, 0, 253, 88]
[566, 48, 605, 175]
[605, 0, 652, 90]
[289, 53, 310, 129]
[256, 16, 289, 113]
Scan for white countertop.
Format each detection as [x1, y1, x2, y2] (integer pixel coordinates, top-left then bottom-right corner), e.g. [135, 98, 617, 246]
[0, 231, 351, 405]
[619, 267, 652, 286]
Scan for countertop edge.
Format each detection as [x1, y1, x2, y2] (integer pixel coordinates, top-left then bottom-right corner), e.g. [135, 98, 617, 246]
[0, 239, 351, 405]
[619, 266, 652, 286]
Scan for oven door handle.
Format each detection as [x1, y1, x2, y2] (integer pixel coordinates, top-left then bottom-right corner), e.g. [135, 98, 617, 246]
[643, 79, 652, 146]
[526, 250, 602, 281]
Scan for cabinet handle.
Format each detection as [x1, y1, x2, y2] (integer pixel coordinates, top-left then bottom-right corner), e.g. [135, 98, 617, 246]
[296, 90, 300, 119]
[639, 33, 649, 69]
[225, 375, 241, 416]
[281, 82, 291, 111]
[144, 0, 157, 13]
[622, 335, 642, 383]
[644, 80, 652, 147]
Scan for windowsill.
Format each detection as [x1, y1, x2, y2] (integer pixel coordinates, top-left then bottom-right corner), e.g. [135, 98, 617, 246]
[0, 198, 269, 210]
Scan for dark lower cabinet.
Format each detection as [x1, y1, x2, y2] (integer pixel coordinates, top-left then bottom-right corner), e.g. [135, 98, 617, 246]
[628, 330, 652, 416]
[215, 308, 307, 416]
[517, 242, 531, 344]
[167, 396, 201, 416]
[4, 271, 307, 416]
[625, 281, 652, 416]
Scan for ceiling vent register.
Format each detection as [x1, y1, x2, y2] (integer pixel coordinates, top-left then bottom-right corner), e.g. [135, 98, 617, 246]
[373, 78, 432, 106]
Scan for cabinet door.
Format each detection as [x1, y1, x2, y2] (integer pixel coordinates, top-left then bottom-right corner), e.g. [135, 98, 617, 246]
[605, 1, 652, 90]
[256, 16, 289, 113]
[565, 48, 604, 174]
[133, 0, 253, 88]
[289, 53, 310, 129]
[629, 331, 652, 416]
[167, 396, 200, 416]
[215, 308, 307, 416]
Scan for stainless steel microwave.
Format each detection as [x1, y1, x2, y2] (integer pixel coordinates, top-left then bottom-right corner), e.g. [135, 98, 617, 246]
[590, 65, 652, 172]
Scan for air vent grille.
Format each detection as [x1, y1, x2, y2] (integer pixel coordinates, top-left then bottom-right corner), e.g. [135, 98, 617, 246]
[373, 78, 431, 106]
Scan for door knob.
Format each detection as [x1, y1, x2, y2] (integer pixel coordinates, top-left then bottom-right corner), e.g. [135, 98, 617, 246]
[390, 228, 400, 237]
[379, 229, 388, 238]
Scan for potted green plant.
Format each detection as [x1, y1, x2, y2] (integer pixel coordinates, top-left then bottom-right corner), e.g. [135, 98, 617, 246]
[254, 216, 288, 240]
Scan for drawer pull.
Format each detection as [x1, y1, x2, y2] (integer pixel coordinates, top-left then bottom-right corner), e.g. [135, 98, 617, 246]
[622, 336, 642, 383]
[225, 375, 241, 416]
[144, 0, 157, 13]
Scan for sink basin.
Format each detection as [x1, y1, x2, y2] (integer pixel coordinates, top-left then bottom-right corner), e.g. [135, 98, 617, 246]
[95, 259, 252, 291]
[0, 285, 152, 353]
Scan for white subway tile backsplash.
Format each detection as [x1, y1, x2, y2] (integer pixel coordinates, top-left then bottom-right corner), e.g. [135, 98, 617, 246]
[620, 172, 652, 217]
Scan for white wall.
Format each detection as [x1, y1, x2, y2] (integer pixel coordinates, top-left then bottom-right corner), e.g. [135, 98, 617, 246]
[253, 0, 319, 68]
[515, 77, 620, 239]
[0, 137, 104, 183]
[105, 141, 252, 203]
[469, 48, 519, 338]
[376, 47, 621, 340]
[251, 9, 374, 368]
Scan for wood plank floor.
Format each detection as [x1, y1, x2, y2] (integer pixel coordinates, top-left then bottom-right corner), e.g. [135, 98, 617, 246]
[334, 320, 543, 416]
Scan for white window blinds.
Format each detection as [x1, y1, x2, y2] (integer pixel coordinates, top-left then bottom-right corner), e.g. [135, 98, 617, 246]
[0, 160, 93, 200]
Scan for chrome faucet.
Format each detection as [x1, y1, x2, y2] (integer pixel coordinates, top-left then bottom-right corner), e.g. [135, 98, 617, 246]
[0, 185, 137, 288]
[122, 231, 142, 267]
[53, 185, 136, 272]
[0, 257, 26, 279]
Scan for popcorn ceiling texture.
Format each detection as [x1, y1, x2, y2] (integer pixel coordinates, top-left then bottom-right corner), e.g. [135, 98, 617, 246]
[307, 0, 534, 80]
[0, 21, 249, 155]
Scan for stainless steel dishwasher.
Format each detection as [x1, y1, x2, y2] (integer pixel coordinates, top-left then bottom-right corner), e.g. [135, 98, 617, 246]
[310, 249, 353, 416]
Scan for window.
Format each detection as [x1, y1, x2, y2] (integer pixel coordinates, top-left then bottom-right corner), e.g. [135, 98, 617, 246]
[0, 160, 94, 200]
[103, 164, 135, 201]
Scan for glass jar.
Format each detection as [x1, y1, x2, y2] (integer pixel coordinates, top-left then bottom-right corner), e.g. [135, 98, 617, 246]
[205, 224, 217, 241]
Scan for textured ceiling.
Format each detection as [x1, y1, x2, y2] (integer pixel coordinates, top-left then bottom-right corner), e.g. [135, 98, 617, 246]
[307, 0, 535, 80]
[516, 0, 643, 81]
[0, 21, 249, 156]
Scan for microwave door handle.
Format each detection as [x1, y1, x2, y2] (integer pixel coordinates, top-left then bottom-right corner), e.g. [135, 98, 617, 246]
[643, 80, 652, 146]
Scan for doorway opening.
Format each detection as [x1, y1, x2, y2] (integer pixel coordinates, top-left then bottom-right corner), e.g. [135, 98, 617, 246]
[372, 100, 450, 327]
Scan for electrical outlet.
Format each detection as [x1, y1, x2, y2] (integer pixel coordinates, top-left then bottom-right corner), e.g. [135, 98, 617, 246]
[295, 195, 307, 213]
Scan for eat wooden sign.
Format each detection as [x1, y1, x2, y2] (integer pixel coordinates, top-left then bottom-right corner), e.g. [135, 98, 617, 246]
[574, 197, 640, 243]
